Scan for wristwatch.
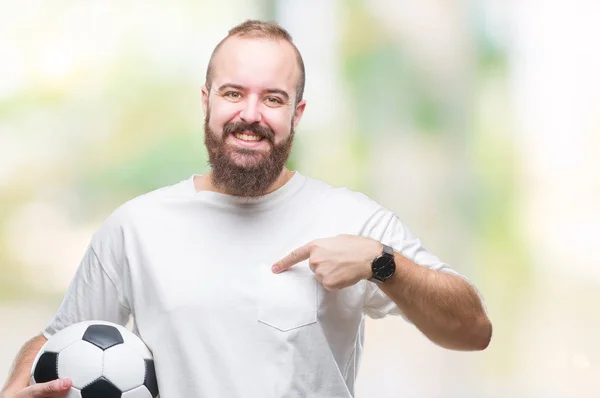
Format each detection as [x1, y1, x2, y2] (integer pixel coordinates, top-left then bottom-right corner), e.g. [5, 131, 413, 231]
[370, 243, 396, 283]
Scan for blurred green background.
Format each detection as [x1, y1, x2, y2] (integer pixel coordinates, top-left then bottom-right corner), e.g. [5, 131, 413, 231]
[1, 0, 599, 396]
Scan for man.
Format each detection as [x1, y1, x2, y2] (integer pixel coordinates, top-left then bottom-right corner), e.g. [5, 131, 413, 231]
[1, 20, 491, 398]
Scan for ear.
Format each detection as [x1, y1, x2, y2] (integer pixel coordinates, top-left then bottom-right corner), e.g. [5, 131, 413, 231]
[292, 99, 306, 129]
[201, 85, 210, 116]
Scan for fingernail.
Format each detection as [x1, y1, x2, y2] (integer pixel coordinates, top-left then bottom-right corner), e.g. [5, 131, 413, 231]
[61, 379, 70, 388]
[272, 265, 280, 273]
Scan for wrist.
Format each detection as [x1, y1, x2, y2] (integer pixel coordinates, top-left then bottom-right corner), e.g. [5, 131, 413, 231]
[363, 240, 383, 280]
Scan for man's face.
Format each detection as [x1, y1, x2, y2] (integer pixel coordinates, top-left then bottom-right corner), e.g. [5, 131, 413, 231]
[202, 36, 306, 197]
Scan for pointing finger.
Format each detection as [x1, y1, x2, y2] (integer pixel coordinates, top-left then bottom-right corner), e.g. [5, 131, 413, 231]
[272, 243, 312, 273]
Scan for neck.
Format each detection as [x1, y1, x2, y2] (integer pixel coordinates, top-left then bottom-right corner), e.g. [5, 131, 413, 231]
[194, 167, 294, 195]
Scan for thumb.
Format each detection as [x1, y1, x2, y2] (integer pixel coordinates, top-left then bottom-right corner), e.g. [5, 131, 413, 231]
[17, 378, 71, 397]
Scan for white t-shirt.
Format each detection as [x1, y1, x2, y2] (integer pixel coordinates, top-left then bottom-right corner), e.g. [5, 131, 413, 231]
[45, 172, 460, 398]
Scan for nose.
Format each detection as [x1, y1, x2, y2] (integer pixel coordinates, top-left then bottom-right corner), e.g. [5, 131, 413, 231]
[239, 96, 262, 124]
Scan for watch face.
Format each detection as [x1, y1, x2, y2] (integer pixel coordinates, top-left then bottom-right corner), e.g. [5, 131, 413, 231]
[373, 256, 395, 279]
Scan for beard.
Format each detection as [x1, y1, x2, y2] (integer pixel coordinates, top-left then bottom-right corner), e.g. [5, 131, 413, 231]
[203, 116, 294, 197]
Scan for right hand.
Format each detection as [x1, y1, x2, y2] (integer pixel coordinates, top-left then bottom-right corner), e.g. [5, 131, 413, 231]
[4, 379, 71, 398]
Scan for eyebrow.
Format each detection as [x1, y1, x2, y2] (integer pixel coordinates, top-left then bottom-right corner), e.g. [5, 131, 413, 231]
[217, 83, 290, 102]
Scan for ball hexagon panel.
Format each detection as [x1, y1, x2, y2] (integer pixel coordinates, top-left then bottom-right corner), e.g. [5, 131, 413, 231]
[121, 330, 152, 360]
[58, 341, 103, 389]
[121, 385, 153, 398]
[82, 324, 124, 350]
[43, 322, 96, 353]
[103, 344, 145, 391]
[80, 377, 122, 398]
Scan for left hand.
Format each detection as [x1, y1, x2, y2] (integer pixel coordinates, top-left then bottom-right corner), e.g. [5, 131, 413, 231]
[272, 234, 383, 291]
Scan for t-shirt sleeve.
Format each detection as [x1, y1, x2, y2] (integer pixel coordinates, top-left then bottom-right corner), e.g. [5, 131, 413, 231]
[43, 218, 131, 338]
[362, 209, 464, 320]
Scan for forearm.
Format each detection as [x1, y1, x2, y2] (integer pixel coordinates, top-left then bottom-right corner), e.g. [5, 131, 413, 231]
[1, 335, 47, 395]
[379, 253, 492, 351]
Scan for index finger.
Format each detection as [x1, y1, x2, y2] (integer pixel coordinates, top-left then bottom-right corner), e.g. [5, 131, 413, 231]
[272, 243, 312, 273]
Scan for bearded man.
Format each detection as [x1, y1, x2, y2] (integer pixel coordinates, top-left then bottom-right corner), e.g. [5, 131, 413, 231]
[1, 20, 491, 398]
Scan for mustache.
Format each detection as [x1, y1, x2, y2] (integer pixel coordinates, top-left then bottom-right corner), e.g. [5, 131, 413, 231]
[222, 121, 275, 143]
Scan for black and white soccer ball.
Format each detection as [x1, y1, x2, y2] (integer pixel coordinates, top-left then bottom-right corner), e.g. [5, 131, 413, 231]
[30, 320, 159, 398]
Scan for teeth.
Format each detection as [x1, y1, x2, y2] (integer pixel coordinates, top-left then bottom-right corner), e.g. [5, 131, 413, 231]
[234, 132, 261, 142]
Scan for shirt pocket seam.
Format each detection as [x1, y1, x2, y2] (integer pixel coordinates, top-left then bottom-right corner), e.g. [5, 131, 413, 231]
[257, 269, 318, 332]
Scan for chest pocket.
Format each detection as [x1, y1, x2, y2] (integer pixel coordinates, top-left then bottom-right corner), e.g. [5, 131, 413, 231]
[257, 263, 317, 332]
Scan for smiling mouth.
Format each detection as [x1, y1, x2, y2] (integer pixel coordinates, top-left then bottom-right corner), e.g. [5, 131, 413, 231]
[233, 131, 264, 142]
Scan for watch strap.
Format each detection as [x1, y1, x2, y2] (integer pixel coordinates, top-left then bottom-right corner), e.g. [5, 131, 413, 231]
[382, 244, 394, 257]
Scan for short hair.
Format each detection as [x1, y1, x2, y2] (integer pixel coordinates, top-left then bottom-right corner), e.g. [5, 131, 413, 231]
[205, 20, 306, 105]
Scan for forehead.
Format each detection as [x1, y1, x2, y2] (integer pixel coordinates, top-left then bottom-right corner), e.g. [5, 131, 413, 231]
[211, 37, 299, 93]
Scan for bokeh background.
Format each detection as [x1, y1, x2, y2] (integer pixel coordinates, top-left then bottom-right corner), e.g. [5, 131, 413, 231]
[1, 0, 599, 396]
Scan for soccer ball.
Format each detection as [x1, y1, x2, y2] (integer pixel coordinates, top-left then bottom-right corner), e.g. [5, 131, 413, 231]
[30, 320, 159, 398]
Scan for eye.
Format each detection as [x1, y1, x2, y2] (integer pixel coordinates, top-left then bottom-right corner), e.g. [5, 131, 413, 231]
[224, 91, 242, 100]
[265, 96, 283, 105]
